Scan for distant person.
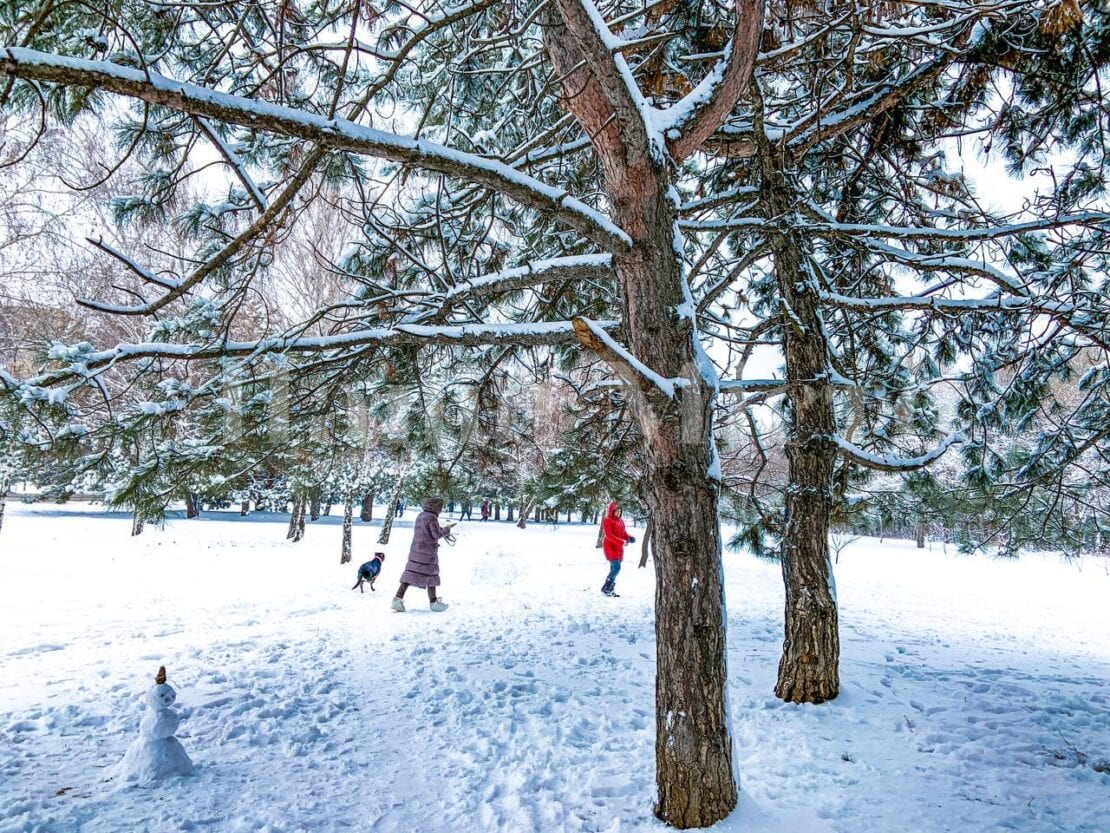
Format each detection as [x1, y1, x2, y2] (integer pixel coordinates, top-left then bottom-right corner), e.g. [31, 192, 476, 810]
[459, 500, 472, 521]
[393, 496, 454, 613]
[395, 499, 404, 517]
[600, 501, 635, 597]
[480, 500, 491, 521]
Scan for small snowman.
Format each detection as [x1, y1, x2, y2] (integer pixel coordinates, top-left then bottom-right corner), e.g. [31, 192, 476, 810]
[117, 665, 194, 786]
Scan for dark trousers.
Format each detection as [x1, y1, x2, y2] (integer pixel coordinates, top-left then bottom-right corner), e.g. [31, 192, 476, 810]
[396, 582, 437, 602]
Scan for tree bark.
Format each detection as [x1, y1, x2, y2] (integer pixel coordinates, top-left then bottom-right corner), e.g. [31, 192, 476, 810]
[639, 516, 654, 568]
[360, 493, 374, 523]
[296, 499, 306, 541]
[131, 511, 144, 537]
[0, 473, 10, 536]
[916, 521, 926, 549]
[340, 491, 354, 564]
[240, 499, 250, 516]
[759, 151, 840, 705]
[494, 502, 501, 521]
[377, 479, 403, 545]
[309, 489, 321, 522]
[517, 497, 533, 529]
[185, 492, 200, 518]
[506, 503, 515, 522]
[288, 497, 305, 541]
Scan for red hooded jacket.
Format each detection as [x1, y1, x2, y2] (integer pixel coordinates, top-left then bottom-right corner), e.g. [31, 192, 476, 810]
[601, 501, 633, 561]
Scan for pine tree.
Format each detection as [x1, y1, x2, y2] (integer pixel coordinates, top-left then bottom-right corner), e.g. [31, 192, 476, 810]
[2, 1, 1108, 825]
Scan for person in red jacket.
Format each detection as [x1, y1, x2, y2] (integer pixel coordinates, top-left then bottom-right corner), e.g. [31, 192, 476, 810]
[600, 501, 635, 597]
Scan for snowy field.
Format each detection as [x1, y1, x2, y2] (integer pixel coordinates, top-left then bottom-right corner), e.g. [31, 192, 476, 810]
[1, 503, 1108, 833]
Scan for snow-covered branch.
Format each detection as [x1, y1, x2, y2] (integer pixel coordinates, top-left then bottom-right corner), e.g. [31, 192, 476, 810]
[803, 212, 1110, 241]
[718, 378, 786, 394]
[194, 117, 268, 211]
[24, 321, 620, 389]
[439, 254, 614, 304]
[571, 317, 682, 400]
[84, 237, 181, 291]
[0, 47, 632, 253]
[834, 432, 965, 473]
[819, 291, 1077, 316]
[664, 0, 765, 162]
[546, 0, 654, 161]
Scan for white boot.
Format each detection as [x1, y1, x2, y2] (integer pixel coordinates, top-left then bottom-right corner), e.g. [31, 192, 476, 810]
[429, 600, 449, 612]
[391, 597, 405, 612]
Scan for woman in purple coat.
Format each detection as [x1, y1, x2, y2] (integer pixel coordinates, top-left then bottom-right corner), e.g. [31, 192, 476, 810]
[392, 496, 455, 612]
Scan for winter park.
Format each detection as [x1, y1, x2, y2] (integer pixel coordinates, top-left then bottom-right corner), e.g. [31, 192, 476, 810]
[1, 1, 1109, 832]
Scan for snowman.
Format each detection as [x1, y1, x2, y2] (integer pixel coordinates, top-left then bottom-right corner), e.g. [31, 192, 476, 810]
[117, 665, 194, 786]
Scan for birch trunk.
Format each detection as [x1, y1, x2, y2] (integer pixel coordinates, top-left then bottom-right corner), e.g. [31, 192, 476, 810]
[340, 491, 354, 564]
[377, 479, 403, 545]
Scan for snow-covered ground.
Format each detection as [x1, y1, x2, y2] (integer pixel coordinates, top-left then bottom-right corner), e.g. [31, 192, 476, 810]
[1, 503, 1107, 833]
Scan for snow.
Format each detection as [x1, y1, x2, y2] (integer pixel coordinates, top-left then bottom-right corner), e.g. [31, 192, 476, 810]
[0, 48, 633, 252]
[834, 432, 965, 471]
[575, 317, 683, 398]
[1, 504, 1108, 832]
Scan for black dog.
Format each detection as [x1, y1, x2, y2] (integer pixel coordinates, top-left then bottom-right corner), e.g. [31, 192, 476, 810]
[352, 552, 386, 593]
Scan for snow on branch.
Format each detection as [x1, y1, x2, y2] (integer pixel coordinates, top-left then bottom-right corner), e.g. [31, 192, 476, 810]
[195, 117, 268, 211]
[802, 212, 1110, 241]
[820, 291, 1076, 316]
[863, 240, 1028, 295]
[78, 146, 323, 316]
[788, 55, 951, 154]
[25, 321, 619, 389]
[571, 317, 682, 400]
[547, 0, 655, 159]
[718, 378, 787, 394]
[834, 432, 964, 473]
[0, 47, 632, 253]
[662, 0, 765, 162]
[84, 237, 181, 291]
[439, 254, 614, 304]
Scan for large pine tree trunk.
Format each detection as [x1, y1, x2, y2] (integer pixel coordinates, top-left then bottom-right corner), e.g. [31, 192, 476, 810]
[185, 492, 200, 518]
[340, 491, 354, 564]
[309, 489, 321, 522]
[377, 479, 403, 545]
[542, 8, 741, 824]
[360, 493, 374, 522]
[916, 521, 926, 549]
[131, 510, 144, 537]
[598, 179, 736, 828]
[619, 190, 736, 828]
[761, 155, 840, 705]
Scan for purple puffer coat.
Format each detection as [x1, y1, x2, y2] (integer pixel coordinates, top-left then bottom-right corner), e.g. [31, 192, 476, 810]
[399, 498, 451, 588]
